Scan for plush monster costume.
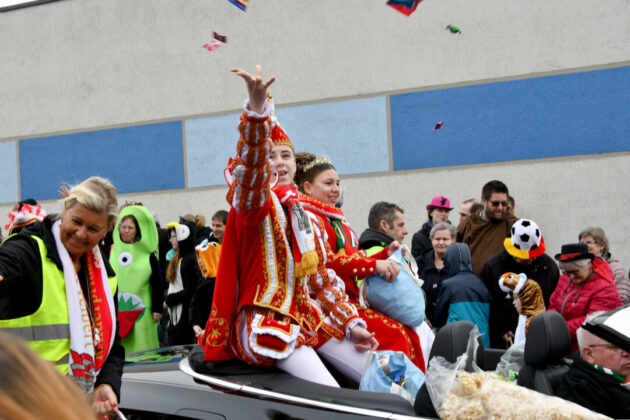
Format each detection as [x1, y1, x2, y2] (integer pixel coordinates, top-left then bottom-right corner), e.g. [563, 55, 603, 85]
[110, 205, 159, 353]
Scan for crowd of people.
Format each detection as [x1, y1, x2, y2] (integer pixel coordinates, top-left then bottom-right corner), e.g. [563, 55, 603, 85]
[0, 64, 629, 418]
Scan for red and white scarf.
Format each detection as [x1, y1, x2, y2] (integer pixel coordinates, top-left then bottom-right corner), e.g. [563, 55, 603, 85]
[272, 184, 318, 277]
[52, 220, 116, 394]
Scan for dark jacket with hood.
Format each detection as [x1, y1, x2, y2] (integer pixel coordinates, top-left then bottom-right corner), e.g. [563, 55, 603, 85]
[358, 228, 393, 255]
[411, 221, 433, 260]
[555, 351, 630, 419]
[434, 243, 491, 347]
[0, 216, 124, 399]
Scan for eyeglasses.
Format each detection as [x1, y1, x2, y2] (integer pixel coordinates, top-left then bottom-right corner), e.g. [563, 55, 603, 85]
[562, 269, 580, 276]
[489, 200, 509, 208]
[581, 240, 597, 245]
[587, 343, 623, 353]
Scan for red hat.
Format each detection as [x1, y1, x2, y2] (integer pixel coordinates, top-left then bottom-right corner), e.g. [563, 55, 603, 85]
[270, 120, 293, 151]
[426, 196, 453, 211]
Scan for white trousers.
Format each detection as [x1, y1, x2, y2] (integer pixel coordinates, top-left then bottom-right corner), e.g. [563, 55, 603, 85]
[276, 338, 370, 387]
[414, 322, 435, 370]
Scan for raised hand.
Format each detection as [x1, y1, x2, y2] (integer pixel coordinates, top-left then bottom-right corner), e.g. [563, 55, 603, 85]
[231, 65, 276, 114]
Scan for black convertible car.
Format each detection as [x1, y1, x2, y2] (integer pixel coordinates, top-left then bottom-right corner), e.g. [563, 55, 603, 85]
[119, 312, 588, 420]
[119, 345, 427, 420]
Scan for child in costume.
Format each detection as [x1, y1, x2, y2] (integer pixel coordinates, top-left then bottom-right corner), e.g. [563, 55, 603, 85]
[110, 205, 164, 353]
[202, 65, 377, 386]
[498, 272, 546, 344]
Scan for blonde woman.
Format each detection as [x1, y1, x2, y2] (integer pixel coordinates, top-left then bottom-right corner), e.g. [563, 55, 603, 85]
[0, 176, 124, 417]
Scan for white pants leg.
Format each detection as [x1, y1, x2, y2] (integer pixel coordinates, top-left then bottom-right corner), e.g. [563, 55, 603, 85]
[276, 345, 340, 388]
[317, 338, 370, 384]
[414, 322, 435, 371]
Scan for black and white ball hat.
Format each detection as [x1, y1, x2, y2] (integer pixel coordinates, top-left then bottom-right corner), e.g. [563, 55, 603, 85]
[582, 304, 630, 353]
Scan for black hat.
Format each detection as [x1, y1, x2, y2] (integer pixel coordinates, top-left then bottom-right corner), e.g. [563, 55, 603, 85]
[554, 243, 595, 262]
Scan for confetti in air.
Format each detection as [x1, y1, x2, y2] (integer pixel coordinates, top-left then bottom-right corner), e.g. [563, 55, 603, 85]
[228, 0, 248, 11]
[446, 25, 462, 34]
[386, 0, 423, 16]
[202, 31, 227, 52]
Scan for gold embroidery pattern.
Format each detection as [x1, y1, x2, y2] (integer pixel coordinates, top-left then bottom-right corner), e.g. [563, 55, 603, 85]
[356, 304, 418, 364]
[204, 305, 230, 347]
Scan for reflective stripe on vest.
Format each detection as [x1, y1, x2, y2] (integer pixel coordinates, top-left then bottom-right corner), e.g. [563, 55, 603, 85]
[0, 235, 116, 375]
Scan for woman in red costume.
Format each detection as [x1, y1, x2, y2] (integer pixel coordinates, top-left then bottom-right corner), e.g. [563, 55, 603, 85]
[201, 66, 377, 387]
[296, 153, 427, 371]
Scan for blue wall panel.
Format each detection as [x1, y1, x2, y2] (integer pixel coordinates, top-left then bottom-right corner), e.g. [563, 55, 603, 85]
[278, 96, 389, 175]
[0, 141, 19, 204]
[20, 122, 184, 200]
[390, 66, 630, 170]
[185, 96, 390, 188]
[185, 113, 241, 188]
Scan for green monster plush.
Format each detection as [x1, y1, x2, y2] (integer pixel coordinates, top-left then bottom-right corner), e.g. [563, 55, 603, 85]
[110, 205, 159, 354]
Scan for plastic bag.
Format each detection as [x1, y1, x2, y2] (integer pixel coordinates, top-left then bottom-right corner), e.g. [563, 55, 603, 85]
[362, 246, 426, 328]
[425, 327, 611, 420]
[493, 340, 525, 382]
[359, 350, 426, 405]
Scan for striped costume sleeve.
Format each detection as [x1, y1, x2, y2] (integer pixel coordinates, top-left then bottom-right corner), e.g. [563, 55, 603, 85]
[226, 100, 274, 215]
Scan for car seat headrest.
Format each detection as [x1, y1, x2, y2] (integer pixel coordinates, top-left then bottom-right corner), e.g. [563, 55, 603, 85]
[429, 321, 485, 371]
[524, 311, 570, 367]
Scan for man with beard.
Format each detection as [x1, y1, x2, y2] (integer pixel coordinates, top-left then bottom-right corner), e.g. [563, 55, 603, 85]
[358, 201, 408, 256]
[457, 180, 517, 276]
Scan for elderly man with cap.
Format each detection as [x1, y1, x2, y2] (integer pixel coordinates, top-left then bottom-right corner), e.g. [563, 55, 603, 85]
[555, 308, 630, 418]
[549, 243, 621, 354]
[411, 195, 453, 260]
[479, 219, 559, 348]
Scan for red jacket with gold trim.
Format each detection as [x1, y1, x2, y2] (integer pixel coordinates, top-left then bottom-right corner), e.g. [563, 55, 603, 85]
[203, 103, 359, 362]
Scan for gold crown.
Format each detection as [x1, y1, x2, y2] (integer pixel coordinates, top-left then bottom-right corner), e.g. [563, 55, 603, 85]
[302, 155, 332, 173]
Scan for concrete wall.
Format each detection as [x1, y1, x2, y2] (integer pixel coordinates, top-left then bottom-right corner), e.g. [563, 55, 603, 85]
[1, 0, 629, 267]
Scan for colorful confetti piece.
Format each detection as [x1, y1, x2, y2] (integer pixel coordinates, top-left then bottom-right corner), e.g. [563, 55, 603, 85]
[386, 0, 422, 16]
[446, 25, 461, 34]
[202, 42, 223, 52]
[228, 0, 248, 11]
[213, 31, 227, 43]
[434, 122, 444, 130]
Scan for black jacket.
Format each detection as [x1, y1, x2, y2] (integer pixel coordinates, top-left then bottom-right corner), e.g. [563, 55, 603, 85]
[0, 216, 124, 399]
[555, 352, 630, 419]
[417, 249, 449, 324]
[479, 249, 559, 348]
[358, 228, 393, 252]
[411, 221, 432, 260]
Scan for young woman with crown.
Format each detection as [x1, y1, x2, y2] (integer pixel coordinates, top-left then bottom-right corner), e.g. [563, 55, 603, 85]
[295, 154, 426, 371]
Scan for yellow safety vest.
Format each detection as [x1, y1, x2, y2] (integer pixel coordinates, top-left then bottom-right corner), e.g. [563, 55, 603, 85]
[0, 235, 117, 375]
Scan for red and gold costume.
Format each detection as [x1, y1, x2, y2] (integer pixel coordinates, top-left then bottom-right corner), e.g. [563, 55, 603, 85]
[300, 195, 426, 371]
[202, 102, 361, 366]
